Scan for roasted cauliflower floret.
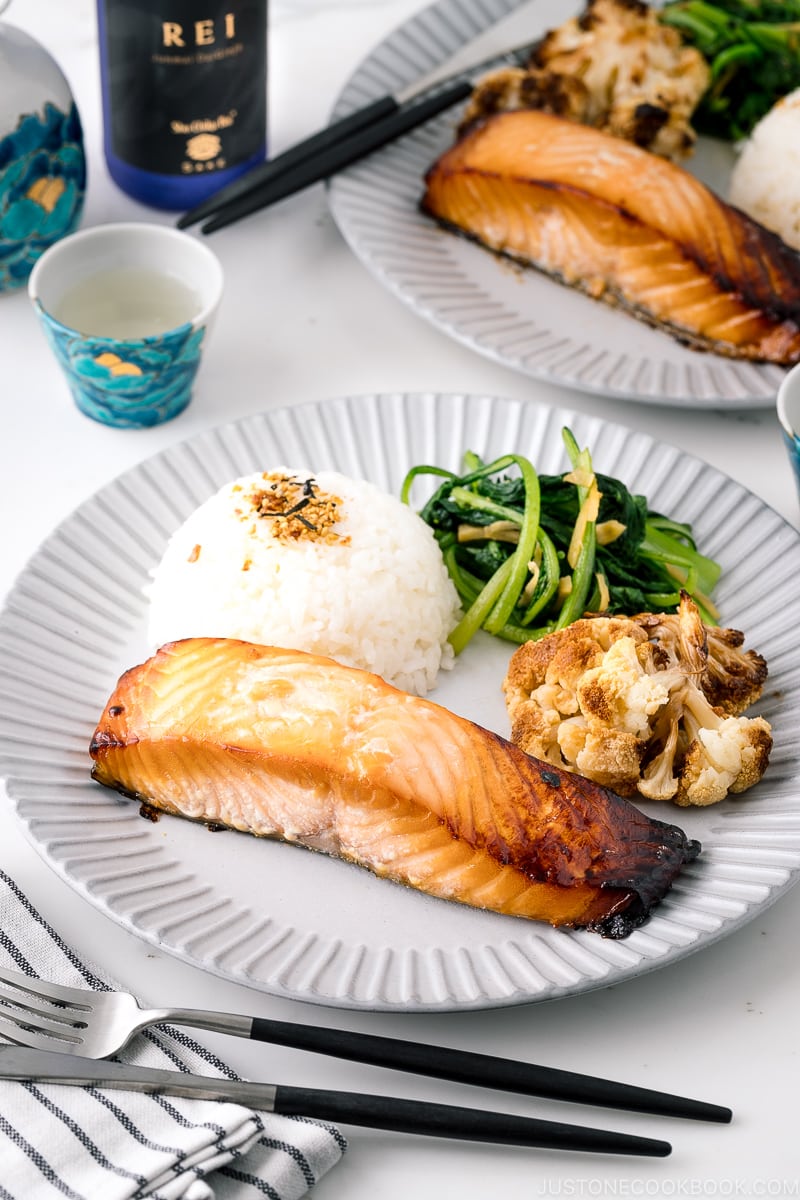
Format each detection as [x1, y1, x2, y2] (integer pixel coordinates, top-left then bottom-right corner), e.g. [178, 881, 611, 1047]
[507, 621, 670, 795]
[577, 636, 672, 736]
[459, 65, 591, 135]
[700, 624, 769, 715]
[503, 593, 772, 806]
[638, 713, 681, 802]
[674, 684, 773, 807]
[461, 0, 710, 159]
[634, 608, 768, 715]
[572, 725, 643, 795]
[455, 65, 587, 136]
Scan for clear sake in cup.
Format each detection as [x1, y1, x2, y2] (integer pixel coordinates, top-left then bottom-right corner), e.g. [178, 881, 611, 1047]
[27, 222, 223, 428]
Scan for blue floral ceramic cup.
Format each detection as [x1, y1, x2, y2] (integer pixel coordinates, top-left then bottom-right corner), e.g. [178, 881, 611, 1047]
[28, 222, 223, 428]
[777, 365, 800, 506]
[0, 2, 86, 292]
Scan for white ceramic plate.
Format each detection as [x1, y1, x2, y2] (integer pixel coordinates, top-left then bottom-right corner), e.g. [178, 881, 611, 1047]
[1, 392, 799, 1011]
[327, 0, 786, 408]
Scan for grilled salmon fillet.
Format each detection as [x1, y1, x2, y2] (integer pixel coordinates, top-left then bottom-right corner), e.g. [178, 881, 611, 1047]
[421, 109, 800, 362]
[90, 638, 699, 937]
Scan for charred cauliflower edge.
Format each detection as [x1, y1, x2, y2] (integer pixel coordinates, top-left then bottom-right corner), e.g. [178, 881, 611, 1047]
[459, 0, 711, 160]
[503, 592, 772, 807]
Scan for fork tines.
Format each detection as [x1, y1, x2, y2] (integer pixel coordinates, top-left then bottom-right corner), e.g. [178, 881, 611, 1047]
[0, 965, 87, 1050]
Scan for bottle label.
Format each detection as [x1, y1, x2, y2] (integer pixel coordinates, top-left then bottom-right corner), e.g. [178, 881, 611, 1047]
[100, 0, 266, 176]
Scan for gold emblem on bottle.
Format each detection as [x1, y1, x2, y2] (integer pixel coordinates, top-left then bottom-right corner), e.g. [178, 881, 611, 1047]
[186, 132, 222, 161]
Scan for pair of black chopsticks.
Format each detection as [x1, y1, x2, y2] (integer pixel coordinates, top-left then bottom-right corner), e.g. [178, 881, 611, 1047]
[177, 39, 537, 235]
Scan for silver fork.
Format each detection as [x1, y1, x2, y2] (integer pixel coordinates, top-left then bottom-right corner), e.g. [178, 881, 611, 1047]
[0, 964, 254, 1058]
[0, 964, 732, 1123]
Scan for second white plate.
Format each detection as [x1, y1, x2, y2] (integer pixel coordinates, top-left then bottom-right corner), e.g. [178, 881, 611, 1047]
[328, 0, 786, 408]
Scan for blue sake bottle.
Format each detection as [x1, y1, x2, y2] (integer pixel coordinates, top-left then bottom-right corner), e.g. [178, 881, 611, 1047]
[96, 0, 267, 211]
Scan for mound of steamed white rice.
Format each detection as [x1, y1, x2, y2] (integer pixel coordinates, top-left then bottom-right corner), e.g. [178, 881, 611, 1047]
[729, 89, 800, 251]
[147, 468, 462, 695]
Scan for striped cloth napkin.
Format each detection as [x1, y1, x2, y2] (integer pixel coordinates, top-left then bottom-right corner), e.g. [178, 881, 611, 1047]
[0, 870, 346, 1200]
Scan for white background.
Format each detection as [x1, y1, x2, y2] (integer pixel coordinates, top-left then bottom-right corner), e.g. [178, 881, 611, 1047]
[1, 1, 799, 1197]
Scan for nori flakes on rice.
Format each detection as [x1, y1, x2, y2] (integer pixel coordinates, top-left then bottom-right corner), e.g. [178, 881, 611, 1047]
[147, 468, 462, 695]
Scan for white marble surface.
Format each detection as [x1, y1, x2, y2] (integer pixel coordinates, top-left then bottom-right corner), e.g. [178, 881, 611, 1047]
[1, 1, 799, 1197]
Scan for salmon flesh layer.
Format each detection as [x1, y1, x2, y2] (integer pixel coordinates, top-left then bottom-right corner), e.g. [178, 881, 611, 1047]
[90, 638, 700, 937]
[421, 109, 800, 363]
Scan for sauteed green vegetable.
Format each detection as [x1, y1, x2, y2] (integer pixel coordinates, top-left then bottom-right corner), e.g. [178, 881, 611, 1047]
[401, 429, 721, 653]
[661, 0, 800, 140]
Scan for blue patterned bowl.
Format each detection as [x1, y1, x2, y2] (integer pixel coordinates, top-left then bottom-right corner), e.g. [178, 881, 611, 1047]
[28, 222, 223, 428]
[777, 365, 800, 507]
[33, 316, 208, 428]
[0, 13, 86, 293]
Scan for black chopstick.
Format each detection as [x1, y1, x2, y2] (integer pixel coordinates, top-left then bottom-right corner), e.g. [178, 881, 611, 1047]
[177, 38, 537, 233]
[251, 1017, 732, 1124]
[176, 94, 399, 229]
[196, 77, 474, 234]
[274, 1086, 672, 1157]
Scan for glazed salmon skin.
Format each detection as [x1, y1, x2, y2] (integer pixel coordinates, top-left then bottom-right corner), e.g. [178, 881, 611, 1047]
[421, 109, 800, 363]
[90, 638, 699, 937]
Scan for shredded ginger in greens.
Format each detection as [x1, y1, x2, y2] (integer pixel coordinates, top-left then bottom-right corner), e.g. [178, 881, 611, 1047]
[400, 428, 721, 653]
